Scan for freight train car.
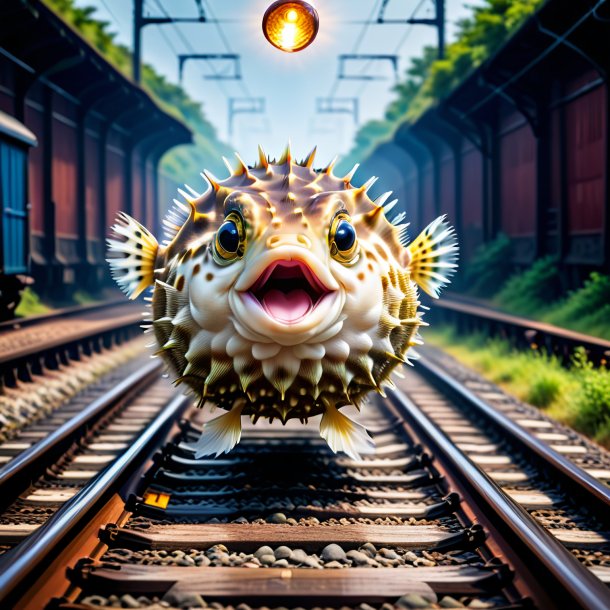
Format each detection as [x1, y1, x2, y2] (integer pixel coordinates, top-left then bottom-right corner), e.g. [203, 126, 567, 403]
[0, 0, 191, 316]
[364, 0, 609, 283]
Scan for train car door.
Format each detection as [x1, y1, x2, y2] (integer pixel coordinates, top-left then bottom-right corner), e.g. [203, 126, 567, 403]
[0, 111, 37, 316]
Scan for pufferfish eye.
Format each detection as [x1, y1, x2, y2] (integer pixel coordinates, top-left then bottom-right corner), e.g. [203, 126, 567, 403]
[218, 221, 239, 252]
[335, 220, 356, 251]
[329, 213, 359, 264]
[214, 212, 245, 263]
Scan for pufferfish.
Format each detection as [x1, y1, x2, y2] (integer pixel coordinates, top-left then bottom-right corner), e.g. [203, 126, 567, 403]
[107, 145, 458, 460]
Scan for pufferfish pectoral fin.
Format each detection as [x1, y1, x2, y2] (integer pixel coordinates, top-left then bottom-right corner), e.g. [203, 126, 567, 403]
[106, 212, 159, 300]
[187, 402, 245, 459]
[407, 215, 459, 299]
[320, 404, 375, 461]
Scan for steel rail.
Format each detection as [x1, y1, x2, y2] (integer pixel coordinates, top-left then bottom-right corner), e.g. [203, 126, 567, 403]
[0, 298, 127, 333]
[0, 359, 163, 510]
[0, 392, 190, 607]
[387, 387, 610, 610]
[416, 356, 610, 517]
[0, 311, 142, 368]
[433, 297, 610, 366]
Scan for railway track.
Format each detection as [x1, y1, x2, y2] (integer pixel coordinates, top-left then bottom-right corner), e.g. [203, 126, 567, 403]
[416, 345, 610, 486]
[432, 297, 610, 367]
[0, 299, 129, 333]
[0, 359, 174, 549]
[393, 364, 610, 576]
[0, 300, 143, 383]
[0, 354, 608, 609]
[0, 299, 151, 459]
[0, 299, 184, 557]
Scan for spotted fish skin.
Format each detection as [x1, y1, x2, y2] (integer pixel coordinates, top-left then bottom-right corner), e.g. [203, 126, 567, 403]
[107, 145, 458, 459]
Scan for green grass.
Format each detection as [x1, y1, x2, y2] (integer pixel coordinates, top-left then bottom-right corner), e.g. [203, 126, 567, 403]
[12, 287, 107, 319]
[14, 287, 52, 318]
[494, 256, 562, 317]
[459, 235, 610, 340]
[425, 325, 610, 448]
[73, 290, 96, 305]
[542, 273, 610, 340]
[460, 233, 512, 297]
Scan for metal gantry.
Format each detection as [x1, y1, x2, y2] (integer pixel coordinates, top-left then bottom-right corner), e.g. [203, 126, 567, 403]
[228, 97, 266, 136]
[178, 54, 242, 83]
[132, 0, 207, 83]
[316, 97, 359, 124]
[318, 1, 446, 136]
[338, 54, 399, 81]
[377, 0, 446, 59]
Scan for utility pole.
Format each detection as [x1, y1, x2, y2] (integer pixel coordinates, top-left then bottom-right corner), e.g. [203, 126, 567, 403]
[409, 0, 444, 59]
[133, 0, 144, 83]
[437, 0, 445, 59]
[132, 0, 207, 83]
[406, 0, 445, 59]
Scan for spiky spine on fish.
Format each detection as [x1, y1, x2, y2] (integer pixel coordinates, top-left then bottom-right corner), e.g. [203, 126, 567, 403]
[107, 144, 458, 458]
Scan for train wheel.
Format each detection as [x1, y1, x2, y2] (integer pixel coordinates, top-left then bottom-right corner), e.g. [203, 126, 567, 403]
[0, 275, 28, 321]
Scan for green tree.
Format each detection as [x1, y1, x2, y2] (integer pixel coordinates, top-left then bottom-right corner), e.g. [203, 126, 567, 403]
[339, 0, 544, 171]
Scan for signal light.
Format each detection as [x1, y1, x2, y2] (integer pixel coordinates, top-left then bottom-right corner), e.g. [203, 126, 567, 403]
[262, 1, 319, 53]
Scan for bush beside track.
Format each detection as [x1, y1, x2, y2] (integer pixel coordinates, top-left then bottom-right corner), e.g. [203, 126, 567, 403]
[425, 325, 610, 449]
[458, 235, 610, 341]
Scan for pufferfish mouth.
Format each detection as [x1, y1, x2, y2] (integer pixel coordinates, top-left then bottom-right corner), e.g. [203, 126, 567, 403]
[248, 260, 333, 324]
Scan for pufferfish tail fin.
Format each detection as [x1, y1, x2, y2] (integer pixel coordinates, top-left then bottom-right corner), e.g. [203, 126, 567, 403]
[187, 403, 245, 458]
[408, 215, 458, 299]
[106, 212, 159, 300]
[320, 405, 375, 461]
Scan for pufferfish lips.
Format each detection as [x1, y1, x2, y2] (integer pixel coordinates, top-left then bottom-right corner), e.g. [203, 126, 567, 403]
[233, 249, 342, 330]
[248, 260, 332, 324]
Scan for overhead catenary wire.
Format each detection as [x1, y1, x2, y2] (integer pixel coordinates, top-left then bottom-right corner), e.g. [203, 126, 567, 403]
[327, 0, 383, 99]
[150, 0, 267, 137]
[202, 0, 253, 99]
[149, 0, 230, 98]
[99, 0, 123, 29]
[201, 0, 268, 138]
[393, 0, 428, 54]
[351, 0, 427, 96]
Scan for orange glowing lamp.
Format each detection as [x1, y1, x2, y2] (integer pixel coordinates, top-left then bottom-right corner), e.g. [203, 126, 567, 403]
[262, 1, 319, 53]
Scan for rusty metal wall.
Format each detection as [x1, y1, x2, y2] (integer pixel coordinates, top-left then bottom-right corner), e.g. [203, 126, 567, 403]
[499, 117, 537, 237]
[85, 130, 100, 241]
[159, 170, 179, 234]
[52, 110, 78, 238]
[25, 103, 44, 237]
[105, 131, 125, 232]
[460, 141, 484, 261]
[565, 84, 606, 235]
[439, 146, 456, 225]
[145, 160, 155, 234]
[131, 150, 142, 223]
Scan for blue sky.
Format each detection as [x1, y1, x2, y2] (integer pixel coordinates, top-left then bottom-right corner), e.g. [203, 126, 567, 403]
[75, 0, 483, 166]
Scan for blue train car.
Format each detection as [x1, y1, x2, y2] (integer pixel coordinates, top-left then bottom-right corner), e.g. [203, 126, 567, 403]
[0, 111, 36, 317]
